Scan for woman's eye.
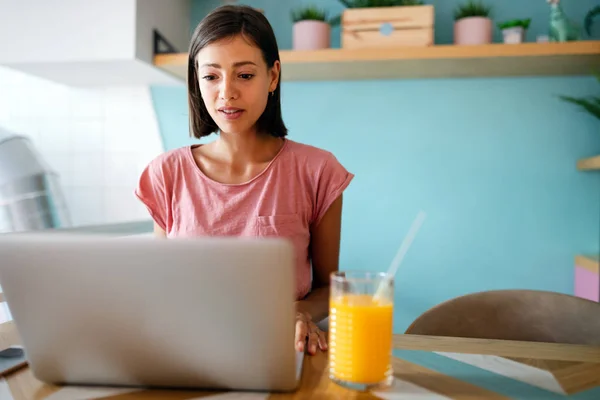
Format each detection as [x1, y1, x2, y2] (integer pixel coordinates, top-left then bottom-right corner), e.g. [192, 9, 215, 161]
[202, 75, 216, 81]
[239, 74, 254, 80]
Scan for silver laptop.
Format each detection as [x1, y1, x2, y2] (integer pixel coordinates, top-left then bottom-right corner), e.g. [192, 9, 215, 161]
[0, 233, 305, 392]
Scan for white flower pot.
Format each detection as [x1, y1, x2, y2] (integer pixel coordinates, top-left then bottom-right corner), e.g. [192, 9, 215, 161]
[502, 27, 526, 44]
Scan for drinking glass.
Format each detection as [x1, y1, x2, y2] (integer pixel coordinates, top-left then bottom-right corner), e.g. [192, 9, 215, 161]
[328, 271, 394, 390]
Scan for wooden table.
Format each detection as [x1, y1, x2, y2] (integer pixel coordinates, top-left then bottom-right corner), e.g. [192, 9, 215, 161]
[3, 321, 600, 400]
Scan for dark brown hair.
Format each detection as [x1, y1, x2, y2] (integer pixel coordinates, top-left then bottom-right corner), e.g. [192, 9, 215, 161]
[187, 5, 287, 139]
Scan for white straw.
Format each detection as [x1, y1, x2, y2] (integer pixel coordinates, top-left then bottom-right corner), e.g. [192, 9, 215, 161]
[374, 210, 427, 301]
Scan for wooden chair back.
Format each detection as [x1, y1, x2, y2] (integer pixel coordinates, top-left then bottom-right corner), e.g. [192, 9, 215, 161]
[405, 290, 600, 345]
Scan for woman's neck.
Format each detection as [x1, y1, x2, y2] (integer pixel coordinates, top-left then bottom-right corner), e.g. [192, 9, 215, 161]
[215, 129, 284, 164]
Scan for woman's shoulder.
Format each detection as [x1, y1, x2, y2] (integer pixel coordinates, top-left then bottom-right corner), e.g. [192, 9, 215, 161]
[144, 146, 192, 173]
[283, 139, 354, 226]
[283, 139, 354, 190]
[137, 146, 196, 193]
[135, 146, 194, 232]
[284, 139, 341, 168]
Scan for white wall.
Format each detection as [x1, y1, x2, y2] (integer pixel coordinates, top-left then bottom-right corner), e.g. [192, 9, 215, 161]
[0, 65, 164, 227]
[0, 0, 188, 87]
[136, 0, 192, 63]
[0, 0, 136, 64]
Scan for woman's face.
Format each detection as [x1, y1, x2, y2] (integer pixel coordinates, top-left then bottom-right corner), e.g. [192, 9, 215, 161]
[196, 34, 280, 135]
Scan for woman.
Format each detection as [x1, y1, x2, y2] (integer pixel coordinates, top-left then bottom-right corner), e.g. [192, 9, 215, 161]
[135, 5, 354, 356]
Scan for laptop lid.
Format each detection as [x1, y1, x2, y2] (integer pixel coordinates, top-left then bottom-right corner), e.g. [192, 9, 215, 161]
[0, 234, 303, 392]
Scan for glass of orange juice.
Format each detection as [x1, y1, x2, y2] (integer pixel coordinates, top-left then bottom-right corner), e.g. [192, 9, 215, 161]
[328, 271, 394, 390]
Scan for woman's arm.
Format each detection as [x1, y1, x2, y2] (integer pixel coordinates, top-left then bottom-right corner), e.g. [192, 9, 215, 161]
[295, 194, 344, 353]
[154, 223, 167, 237]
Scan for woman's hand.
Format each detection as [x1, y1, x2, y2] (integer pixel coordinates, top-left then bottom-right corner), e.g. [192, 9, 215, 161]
[295, 311, 327, 355]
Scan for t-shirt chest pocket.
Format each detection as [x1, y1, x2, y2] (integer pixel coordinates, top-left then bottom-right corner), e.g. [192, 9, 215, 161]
[256, 214, 305, 240]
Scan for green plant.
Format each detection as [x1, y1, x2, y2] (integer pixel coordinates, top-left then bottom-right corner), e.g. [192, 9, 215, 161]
[453, 0, 492, 21]
[330, 0, 425, 26]
[585, 5, 600, 36]
[559, 72, 600, 121]
[291, 5, 328, 23]
[337, 0, 424, 7]
[497, 18, 531, 31]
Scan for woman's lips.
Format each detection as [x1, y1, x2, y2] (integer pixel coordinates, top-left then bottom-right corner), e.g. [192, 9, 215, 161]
[218, 107, 244, 120]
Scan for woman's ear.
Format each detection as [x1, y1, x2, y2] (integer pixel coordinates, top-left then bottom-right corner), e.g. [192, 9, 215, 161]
[269, 60, 281, 92]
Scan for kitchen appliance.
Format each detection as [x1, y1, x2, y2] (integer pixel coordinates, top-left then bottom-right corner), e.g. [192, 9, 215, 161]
[0, 126, 71, 233]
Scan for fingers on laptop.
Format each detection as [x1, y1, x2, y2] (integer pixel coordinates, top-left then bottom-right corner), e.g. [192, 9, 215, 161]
[316, 330, 328, 351]
[307, 330, 319, 355]
[308, 328, 327, 355]
[295, 316, 308, 352]
[295, 312, 328, 355]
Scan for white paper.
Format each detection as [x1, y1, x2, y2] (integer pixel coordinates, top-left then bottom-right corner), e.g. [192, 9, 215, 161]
[373, 378, 451, 399]
[0, 378, 14, 400]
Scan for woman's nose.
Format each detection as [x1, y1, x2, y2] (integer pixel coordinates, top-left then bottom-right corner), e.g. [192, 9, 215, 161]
[219, 78, 237, 101]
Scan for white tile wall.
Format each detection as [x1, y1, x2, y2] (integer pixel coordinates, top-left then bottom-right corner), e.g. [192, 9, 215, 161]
[0, 65, 164, 227]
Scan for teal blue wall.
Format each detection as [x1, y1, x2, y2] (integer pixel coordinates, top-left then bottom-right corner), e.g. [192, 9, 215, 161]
[150, 0, 600, 333]
[191, 0, 599, 49]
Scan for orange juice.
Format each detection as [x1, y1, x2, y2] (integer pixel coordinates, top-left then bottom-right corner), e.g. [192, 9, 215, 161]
[329, 294, 393, 385]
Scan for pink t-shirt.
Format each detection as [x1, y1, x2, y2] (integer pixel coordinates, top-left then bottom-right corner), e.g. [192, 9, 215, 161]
[135, 139, 354, 300]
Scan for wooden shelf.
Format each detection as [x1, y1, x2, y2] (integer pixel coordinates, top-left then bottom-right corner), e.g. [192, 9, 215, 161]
[577, 155, 600, 171]
[154, 40, 600, 82]
[576, 255, 600, 273]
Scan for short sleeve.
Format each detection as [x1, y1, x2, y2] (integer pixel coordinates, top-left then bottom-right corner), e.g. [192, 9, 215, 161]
[134, 159, 171, 232]
[312, 153, 354, 227]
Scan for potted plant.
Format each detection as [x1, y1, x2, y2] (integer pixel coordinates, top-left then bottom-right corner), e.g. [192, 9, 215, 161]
[336, 0, 423, 6]
[585, 5, 600, 37]
[453, 0, 493, 45]
[332, 0, 426, 24]
[559, 72, 600, 122]
[498, 18, 531, 44]
[291, 5, 333, 50]
[331, 0, 428, 27]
